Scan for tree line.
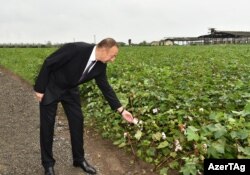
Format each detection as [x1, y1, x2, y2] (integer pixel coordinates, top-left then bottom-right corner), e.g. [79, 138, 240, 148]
[0, 42, 63, 48]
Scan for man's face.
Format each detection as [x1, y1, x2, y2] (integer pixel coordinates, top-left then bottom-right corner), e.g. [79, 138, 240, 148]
[102, 46, 119, 63]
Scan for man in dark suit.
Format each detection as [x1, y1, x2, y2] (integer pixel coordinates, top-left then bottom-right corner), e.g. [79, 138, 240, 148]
[34, 38, 134, 175]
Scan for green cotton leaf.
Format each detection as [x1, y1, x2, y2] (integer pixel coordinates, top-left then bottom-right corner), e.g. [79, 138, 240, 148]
[206, 124, 217, 132]
[228, 117, 236, 123]
[232, 110, 244, 116]
[235, 79, 244, 89]
[145, 157, 153, 163]
[143, 79, 150, 86]
[207, 147, 220, 158]
[137, 150, 142, 157]
[117, 92, 129, 106]
[180, 163, 197, 175]
[141, 140, 151, 146]
[134, 130, 143, 140]
[209, 112, 225, 122]
[157, 141, 169, 149]
[113, 139, 124, 145]
[170, 152, 177, 158]
[206, 123, 227, 139]
[212, 142, 225, 154]
[187, 130, 199, 141]
[118, 142, 126, 148]
[238, 147, 250, 156]
[233, 102, 250, 117]
[162, 148, 171, 156]
[237, 130, 249, 140]
[230, 131, 238, 139]
[169, 160, 179, 169]
[160, 167, 169, 175]
[87, 102, 96, 108]
[146, 147, 156, 157]
[214, 126, 227, 139]
[188, 126, 199, 132]
[186, 126, 199, 141]
[208, 112, 217, 121]
[152, 132, 162, 141]
[243, 102, 250, 115]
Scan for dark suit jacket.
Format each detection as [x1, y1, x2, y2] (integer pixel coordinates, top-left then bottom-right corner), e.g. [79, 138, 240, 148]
[34, 42, 121, 110]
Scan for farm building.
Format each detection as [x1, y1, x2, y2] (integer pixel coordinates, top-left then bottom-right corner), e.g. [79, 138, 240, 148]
[160, 37, 203, 46]
[155, 28, 250, 46]
[151, 41, 160, 46]
[198, 28, 250, 44]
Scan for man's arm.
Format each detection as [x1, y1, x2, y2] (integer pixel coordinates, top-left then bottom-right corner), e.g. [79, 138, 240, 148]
[95, 68, 133, 122]
[95, 67, 122, 110]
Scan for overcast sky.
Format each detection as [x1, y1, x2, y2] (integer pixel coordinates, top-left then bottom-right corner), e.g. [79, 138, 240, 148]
[1, 0, 250, 44]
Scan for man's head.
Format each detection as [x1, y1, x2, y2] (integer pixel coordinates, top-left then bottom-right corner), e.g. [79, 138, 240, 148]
[95, 38, 119, 63]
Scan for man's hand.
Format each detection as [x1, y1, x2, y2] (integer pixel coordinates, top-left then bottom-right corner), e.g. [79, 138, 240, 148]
[121, 110, 134, 123]
[35, 92, 44, 102]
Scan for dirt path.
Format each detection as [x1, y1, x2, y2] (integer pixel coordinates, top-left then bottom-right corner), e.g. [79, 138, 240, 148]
[0, 67, 156, 175]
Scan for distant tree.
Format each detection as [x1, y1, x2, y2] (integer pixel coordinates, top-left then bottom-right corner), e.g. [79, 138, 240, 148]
[128, 39, 132, 46]
[117, 42, 126, 47]
[138, 40, 149, 46]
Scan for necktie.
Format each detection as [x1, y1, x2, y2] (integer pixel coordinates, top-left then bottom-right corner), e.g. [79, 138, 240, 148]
[78, 60, 96, 82]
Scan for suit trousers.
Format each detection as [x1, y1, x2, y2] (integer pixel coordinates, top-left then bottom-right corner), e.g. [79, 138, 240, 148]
[39, 88, 84, 168]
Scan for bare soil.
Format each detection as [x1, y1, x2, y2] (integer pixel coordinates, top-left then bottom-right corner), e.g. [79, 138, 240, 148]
[0, 66, 157, 175]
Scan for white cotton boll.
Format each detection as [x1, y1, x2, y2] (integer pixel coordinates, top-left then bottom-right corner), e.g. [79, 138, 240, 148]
[162, 132, 167, 140]
[199, 108, 204, 113]
[174, 139, 182, 152]
[175, 145, 182, 152]
[175, 139, 180, 145]
[124, 132, 128, 138]
[152, 108, 158, 114]
[187, 116, 193, 121]
[132, 118, 139, 125]
[202, 143, 208, 152]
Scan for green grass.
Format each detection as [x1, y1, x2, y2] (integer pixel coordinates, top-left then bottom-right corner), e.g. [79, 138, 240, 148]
[0, 48, 56, 84]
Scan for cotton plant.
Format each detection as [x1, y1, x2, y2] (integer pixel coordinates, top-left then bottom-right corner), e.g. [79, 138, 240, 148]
[123, 117, 144, 140]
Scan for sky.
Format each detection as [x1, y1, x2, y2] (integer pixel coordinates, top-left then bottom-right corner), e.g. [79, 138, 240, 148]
[1, 0, 250, 44]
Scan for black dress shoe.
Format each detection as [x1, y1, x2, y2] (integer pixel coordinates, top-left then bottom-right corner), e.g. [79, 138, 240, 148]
[44, 166, 55, 175]
[73, 160, 97, 174]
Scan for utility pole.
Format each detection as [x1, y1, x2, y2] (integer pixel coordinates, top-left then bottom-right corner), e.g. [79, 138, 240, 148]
[93, 35, 96, 44]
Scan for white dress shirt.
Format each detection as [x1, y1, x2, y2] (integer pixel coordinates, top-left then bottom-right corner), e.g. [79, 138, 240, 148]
[83, 46, 97, 73]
